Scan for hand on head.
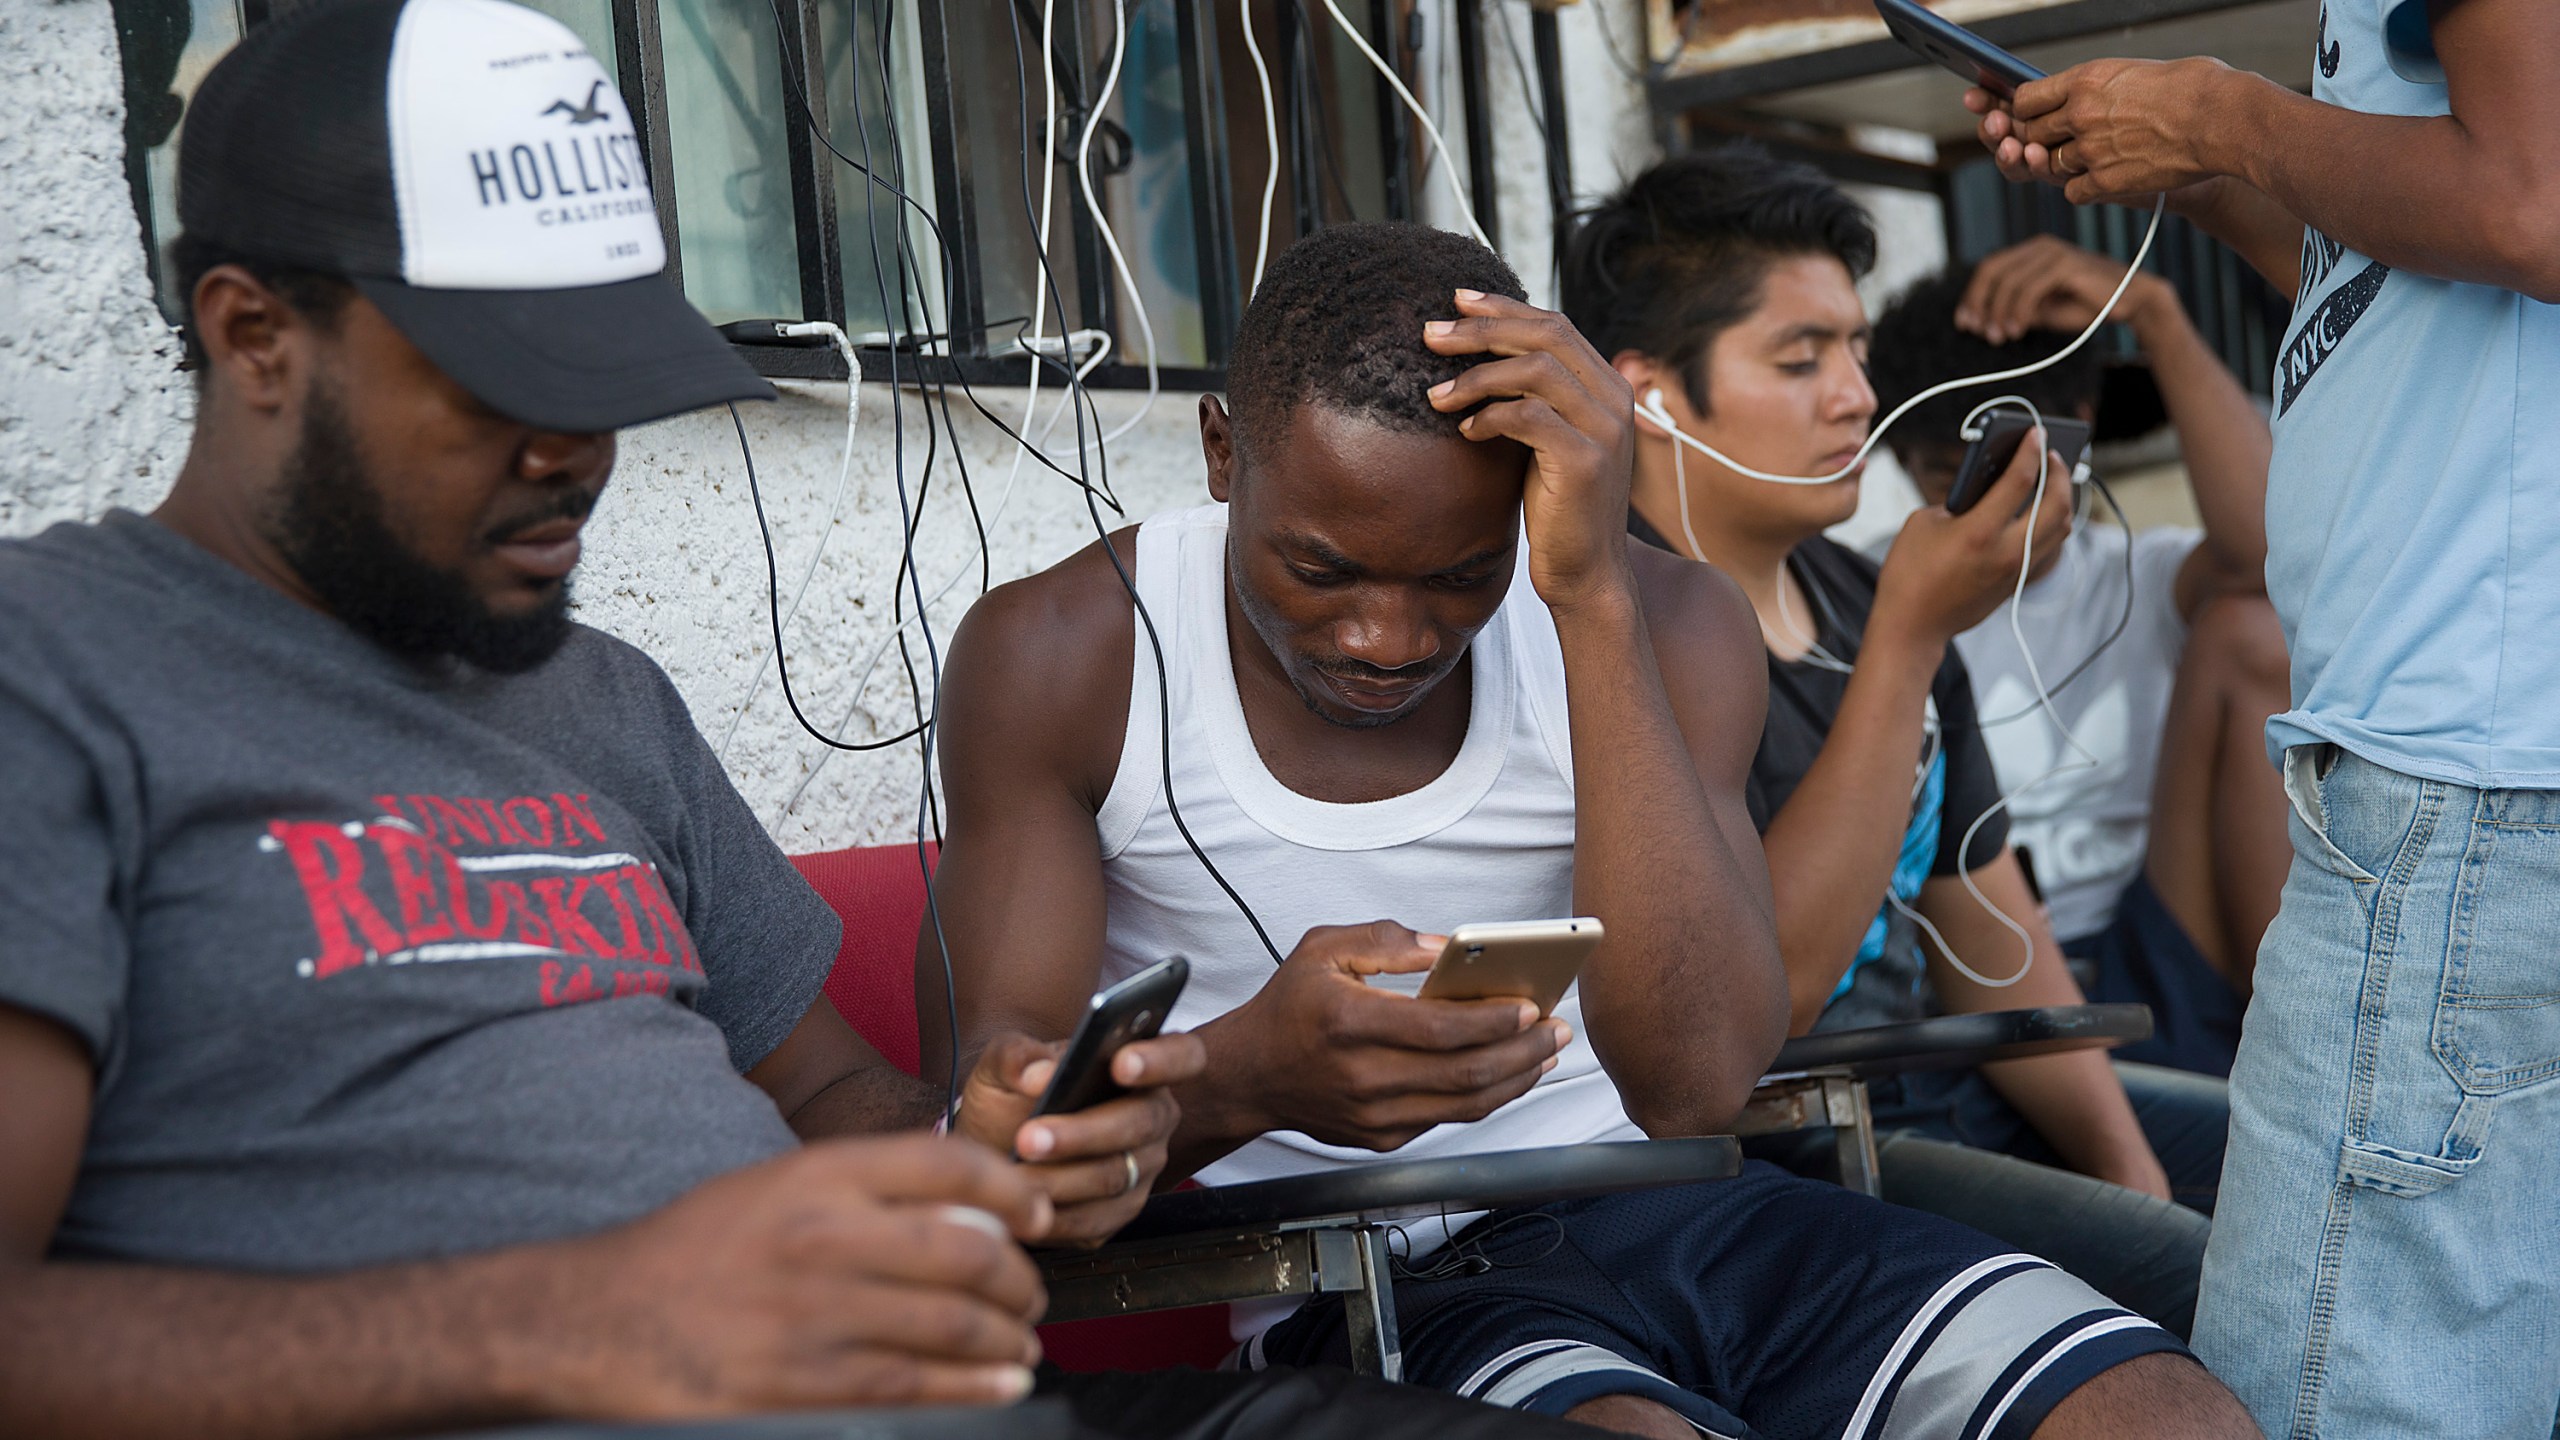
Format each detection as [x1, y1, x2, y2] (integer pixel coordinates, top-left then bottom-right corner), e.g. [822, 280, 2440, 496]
[955, 1028, 1207, 1247]
[1954, 235, 2171, 345]
[1422, 291, 1640, 616]
[1202, 919, 1572, 1153]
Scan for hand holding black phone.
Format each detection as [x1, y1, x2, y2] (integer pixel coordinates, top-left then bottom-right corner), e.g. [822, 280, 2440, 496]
[1944, 415, 2092, 516]
[1028, 956, 1189, 1120]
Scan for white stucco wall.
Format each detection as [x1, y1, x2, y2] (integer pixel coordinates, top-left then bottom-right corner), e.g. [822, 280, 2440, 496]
[0, 0, 1662, 854]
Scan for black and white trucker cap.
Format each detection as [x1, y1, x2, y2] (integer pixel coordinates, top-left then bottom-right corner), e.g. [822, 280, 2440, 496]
[178, 0, 774, 432]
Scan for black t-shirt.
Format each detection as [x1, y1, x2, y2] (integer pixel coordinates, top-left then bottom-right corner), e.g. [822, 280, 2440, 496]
[1629, 513, 2007, 1028]
[0, 512, 840, 1271]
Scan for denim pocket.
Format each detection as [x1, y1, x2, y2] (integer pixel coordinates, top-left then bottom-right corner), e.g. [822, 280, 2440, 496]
[2433, 813, 2560, 1095]
[2336, 1136, 2477, 1197]
[2282, 745, 2381, 883]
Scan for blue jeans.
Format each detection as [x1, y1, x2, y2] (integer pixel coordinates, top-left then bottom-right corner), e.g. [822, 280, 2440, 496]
[2194, 746, 2560, 1438]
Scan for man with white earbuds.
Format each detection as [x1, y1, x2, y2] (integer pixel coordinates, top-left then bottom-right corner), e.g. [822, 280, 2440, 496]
[1562, 145, 2231, 1337]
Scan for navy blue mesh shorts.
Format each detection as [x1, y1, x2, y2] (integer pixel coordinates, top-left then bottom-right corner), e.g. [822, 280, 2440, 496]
[1245, 1162, 2187, 1439]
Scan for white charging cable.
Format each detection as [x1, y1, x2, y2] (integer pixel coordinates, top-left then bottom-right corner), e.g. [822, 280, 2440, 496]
[1888, 393, 2103, 989]
[1242, 0, 1281, 297]
[1636, 196, 2165, 486]
[717, 319, 862, 761]
[1316, 0, 1490, 249]
[1061, 0, 1159, 453]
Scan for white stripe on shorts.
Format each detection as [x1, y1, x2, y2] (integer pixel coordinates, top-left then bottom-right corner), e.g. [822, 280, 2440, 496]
[1845, 1253, 2158, 1440]
[1459, 1339, 1740, 1439]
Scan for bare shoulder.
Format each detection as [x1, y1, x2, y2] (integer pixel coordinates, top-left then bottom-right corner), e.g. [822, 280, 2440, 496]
[1625, 540, 1767, 777]
[1627, 541, 1761, 678]
[938, 527, 1141, 809]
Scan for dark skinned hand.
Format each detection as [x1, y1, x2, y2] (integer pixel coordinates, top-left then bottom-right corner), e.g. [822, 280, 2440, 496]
[1963, 59, 2230, 204]
[1955, 234, 2175, 345]
[1192, 921, 1570, 1153]
[954, 1028, 1206, 1247]
[548, 1137, 1049, 1417]
[1421, 289, 1641, 616]
[1874, 424, 2077, 648]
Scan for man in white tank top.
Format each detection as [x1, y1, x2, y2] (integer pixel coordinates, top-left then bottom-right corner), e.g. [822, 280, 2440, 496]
[927, 226, 2251, 1438]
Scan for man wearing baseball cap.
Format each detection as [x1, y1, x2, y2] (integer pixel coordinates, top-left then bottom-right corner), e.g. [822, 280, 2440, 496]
[0, 3, 1580, 1436]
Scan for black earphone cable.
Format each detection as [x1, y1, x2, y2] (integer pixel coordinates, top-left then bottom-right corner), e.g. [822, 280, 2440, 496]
[1974, 471, 2137, 727]
[1000, 0, 1286, 967]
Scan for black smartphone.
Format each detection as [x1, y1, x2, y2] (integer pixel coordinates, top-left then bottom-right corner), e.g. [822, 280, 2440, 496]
[1944, 415, 2092, 515]
[1028, 957, 1189, 1119]
[1873, 0, 2045, 99]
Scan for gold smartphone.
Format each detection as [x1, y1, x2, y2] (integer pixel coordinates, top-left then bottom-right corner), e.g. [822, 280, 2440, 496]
[1415, 917, 1605, 1018]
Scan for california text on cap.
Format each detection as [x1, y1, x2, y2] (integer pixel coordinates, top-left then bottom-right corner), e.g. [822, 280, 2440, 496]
[178, 0, 776, 433]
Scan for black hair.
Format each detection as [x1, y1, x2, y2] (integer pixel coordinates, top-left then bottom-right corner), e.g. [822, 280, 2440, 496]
[1225, 222, 1527, 460]
[170, 232, 356, 378]
[1867, 263, 2105, 458]
[1559, 142, 1875, 417]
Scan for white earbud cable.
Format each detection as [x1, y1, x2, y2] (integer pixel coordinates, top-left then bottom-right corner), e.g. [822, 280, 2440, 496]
[1637, 196, 2165, 486]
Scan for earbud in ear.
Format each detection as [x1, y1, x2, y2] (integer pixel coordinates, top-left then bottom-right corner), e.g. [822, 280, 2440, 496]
[1643, 387, 1665, 410]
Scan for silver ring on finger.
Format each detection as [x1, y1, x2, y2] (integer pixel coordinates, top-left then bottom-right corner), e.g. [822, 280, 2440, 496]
[1121, 1150, 1141, 1197]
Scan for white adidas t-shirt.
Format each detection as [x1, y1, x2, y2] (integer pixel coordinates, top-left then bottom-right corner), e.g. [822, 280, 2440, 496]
[1954, 524, 2199, 942]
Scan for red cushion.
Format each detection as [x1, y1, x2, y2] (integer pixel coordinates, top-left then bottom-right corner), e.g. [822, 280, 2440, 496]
[788, 844, 1237, 1373]
[791, 844, 937, 1078]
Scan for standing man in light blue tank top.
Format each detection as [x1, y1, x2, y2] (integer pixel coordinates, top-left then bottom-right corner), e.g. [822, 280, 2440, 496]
[1967, 2, 2560, 1432]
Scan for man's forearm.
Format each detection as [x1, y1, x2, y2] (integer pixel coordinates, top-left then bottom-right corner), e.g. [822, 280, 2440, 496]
[1554, 583, 1784, 1131]
[0, 1247, 582, 1440]
[789, 1062, 946, 1140]
[2168, 177, 2303, 297]
[1758, 629, 1942, 1032]
[2197, 66, 2560, 300]
[2130, 298, 2270, 583]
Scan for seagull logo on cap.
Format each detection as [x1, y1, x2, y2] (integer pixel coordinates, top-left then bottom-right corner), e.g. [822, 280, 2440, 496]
[542, 79, 610, 124]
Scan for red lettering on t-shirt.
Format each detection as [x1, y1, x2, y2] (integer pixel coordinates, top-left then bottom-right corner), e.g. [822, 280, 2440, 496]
[587, 864, 661, 966]
[627, 866, 703, 974]
[268, 820, 404, 978]
[529, 875, 616, 958]
[377, 825, 458, 948]
[553, 793, 606, 848]
[539, 960, 606, 1006]
[502, 797, 556, 848]
[464, 797, 534, 847]
[417, 795, 497, 849]
[448, 850, 522, 942]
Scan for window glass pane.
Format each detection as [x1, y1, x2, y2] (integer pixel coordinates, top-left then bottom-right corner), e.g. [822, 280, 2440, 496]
[515, 0, 617, 83]
[942, 0, 1088, 351]
[123, 0, 246, 324]
[1093, 0, 1208, 367]
[660, 0, 804, 323]
[819, 0, 938, 340]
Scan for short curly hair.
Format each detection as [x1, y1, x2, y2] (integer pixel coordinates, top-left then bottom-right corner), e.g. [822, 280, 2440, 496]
[1225, 222, 1527, 461]
[1559, 143, 1874, 418]
[1867, 263, 2105, 456]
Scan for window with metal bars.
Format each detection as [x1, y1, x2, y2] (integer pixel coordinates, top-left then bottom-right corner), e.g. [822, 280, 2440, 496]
[113, 0, 1514, 391]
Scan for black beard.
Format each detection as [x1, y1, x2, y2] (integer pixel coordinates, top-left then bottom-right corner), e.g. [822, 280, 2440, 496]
[270, 382, 574, 675]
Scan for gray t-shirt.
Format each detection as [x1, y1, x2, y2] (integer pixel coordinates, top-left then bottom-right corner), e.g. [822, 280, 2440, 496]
[0, 512, 840, 1271]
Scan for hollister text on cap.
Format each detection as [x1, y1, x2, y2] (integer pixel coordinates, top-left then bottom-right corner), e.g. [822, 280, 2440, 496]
[179, 0, 774, 432]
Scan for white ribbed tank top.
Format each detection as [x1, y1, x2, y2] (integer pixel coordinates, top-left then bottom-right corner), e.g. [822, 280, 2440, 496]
[1094, 503, 1642, 1202]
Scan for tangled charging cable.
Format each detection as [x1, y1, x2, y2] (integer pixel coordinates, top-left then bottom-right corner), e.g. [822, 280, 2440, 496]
[1882, 393, 2101, 990]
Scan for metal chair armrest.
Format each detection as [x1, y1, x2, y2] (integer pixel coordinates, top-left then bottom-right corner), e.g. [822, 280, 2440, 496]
[1036, 1137, 1740, 1346]
[1764, 1003, 2152, 1081]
